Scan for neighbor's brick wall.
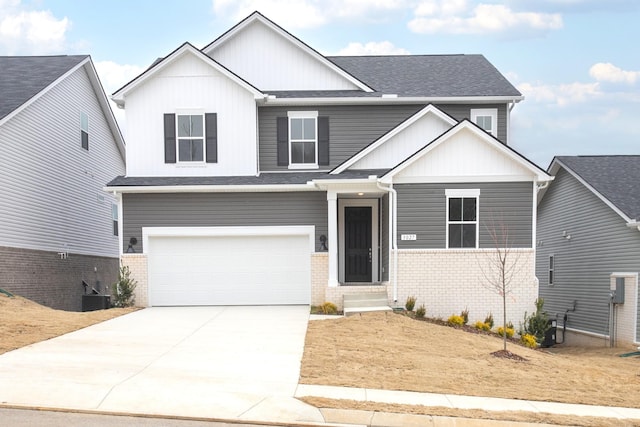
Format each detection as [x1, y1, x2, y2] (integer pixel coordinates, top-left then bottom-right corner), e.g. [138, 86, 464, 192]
[0, 246, 119, 311]
[121, 254, 148, 307]
[392, 249, 538, 326]
[311, 253, 328, 306]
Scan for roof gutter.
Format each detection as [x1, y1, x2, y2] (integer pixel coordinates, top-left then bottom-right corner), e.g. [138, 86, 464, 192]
[260, 95, 524, 106]
[103, 183, 318, 194]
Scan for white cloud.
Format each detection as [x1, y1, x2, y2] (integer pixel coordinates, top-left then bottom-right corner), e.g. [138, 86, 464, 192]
[518, 81, 601, 106]
[0, 1, 70, 54]
[212, 0, 408, 29]
[589, 62, 639, 85]
[337, 41, 410, 55]
[94, 61, 145, 96]
[409, 2, 562, 35]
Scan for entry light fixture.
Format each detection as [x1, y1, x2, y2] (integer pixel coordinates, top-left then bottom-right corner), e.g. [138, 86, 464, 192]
[127, 237, 138, 253]
[357, 192, 364, 196]
[562, 230, 571, 240]
[319, 234, 328, 251]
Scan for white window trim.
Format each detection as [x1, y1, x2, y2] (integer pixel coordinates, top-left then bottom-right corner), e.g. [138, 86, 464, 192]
[176, 110, 205, 164]
[80, 112, 89, 150]
[471, 108, 498, 137]
[288, 110, 318, 169]
[112, 203, 119, 237]
[445, 189, 480, 249]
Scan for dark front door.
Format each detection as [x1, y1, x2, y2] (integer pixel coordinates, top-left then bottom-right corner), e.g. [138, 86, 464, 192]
[344, 206, 372, 282]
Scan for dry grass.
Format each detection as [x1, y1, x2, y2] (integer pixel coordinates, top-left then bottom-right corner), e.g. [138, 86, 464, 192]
[300, 311, 640, 408]
[0, 294, 137, 354]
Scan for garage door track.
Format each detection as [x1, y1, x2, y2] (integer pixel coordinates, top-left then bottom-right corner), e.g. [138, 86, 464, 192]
[0, 306, 322, 423]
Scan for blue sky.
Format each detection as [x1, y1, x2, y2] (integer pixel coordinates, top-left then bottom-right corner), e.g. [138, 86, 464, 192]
[1, 0, 638, 168]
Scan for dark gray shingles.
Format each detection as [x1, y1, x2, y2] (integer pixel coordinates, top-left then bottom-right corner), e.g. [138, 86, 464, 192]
[327, 55, 521, 98]
[0, 55, 88, 120]
[106, 169, 389, 187]
[557, 156, 640, 221]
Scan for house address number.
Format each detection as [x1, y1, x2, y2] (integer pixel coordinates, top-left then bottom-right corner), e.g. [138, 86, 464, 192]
[401, 234, 417, 241]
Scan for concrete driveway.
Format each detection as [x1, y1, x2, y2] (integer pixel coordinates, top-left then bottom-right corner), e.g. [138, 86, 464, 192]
[0, 306, 322, 424]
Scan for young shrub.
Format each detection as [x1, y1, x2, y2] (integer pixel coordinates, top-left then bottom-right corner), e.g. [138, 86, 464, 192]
[447, 314, 464, 327]
[320, 302, 338, 315]
[112, 265, 137, 308]
[484, 312, 494, 329]
[497, 326, 515, 339]
[474, 320, 486, 330]
[521, 333, 537, 349]
[415, 304, 426, 318]
[405, 296, 417, 312]
[521, 298, 550, 344]
[460, 307, 469, 325]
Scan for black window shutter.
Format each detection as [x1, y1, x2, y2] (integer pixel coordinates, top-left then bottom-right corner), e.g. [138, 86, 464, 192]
[318, 116, 329, 166]
[205, 113, 218, 163]
[277, 116, 289, 166]
[163, 113, 176, 163]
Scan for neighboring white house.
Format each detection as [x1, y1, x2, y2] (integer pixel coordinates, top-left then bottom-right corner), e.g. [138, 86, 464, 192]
[107, 12, 551, 326]
[0, 55, 126, 311]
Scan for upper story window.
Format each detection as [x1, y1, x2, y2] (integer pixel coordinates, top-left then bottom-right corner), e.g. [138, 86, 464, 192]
[177, 114, 204, 162]
[445, 189, 480, 249]
[277, 113, 329, 169]
[548, 255, 555, 285]
[288, 111, 318, 168]
[163, 113, 217, 164]
[470, 108, 497, 138]
[112, 203, 118, 236]
[80, 112, 89, 150]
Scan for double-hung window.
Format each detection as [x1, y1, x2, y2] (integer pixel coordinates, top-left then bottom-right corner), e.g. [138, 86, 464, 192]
[112, 203, 118, 236]
[177, 114, 204, 162]
[470, 108, 497, 137]
[446, 189, 480, 248]
[288, 111, 317, 167]
[548, 255, 555, 285]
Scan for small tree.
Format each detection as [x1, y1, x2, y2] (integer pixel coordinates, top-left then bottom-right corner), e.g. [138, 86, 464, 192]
[521, 298, 550, 344]
[112, 265, 137, 307]
[478, 218, 524, 352]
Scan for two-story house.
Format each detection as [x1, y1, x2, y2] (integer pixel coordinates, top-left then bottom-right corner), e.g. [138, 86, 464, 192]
[0, 55, 125, 311]
[107, 12, 551, 324]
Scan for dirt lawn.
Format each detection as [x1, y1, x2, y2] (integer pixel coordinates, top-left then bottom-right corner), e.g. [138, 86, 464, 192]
[0, 294, 136, 354]
[300, 311, 640, 409]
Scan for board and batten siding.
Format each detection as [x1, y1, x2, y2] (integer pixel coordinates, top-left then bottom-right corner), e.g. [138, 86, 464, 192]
[396, 182, 533, 249]
[0, 65, 124, 258]
[125, 52, 257, 177]
[209, 19, 359, 91]
[258, 103, 509, 172]
[123, 192, 328, 253]
[537, 168, 640, 338]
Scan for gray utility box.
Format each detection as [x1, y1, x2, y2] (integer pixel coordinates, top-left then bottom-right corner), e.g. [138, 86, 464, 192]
[82, 295, 111, 312]
[612, 277, 625, 304]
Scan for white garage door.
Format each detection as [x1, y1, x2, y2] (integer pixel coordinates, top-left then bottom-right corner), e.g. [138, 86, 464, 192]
[146, 228, 312, 306]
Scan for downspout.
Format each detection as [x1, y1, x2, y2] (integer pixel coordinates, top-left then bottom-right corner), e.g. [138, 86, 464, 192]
[376, 180, 398, 303]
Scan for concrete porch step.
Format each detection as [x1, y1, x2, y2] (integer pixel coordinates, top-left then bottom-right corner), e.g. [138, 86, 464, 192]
[343, 291, 392, 316]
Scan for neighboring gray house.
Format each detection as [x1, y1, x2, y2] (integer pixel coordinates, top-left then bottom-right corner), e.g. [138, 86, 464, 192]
[537, 156, 640, 347]
[106, 12, 551, 325]
[0, 55, 126, 311]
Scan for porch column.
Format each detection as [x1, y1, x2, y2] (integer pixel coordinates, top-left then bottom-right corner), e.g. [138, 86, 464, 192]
[327, 190, 339, 287]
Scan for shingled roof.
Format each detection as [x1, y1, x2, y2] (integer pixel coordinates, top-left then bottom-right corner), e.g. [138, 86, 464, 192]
[555, 155, 640, 222]
[327, 55, 522, 98]
[0, 55, 88, 121]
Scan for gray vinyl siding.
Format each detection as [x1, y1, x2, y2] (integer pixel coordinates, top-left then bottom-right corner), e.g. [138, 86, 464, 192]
[123, 192, 328, 252]
[381, 193, 389, 281]
[259, 105, 422, 171]
[396, 182, 533, 249]
[0, 65, 125, 258]
[258, 103, 509, 172]
[437, 104, 508, 142]
[537, 168, 640, 338]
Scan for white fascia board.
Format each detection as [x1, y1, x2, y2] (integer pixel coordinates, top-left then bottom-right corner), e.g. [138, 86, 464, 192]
[111, 43, 264, 107]
[0, 57, 89, 128]
[260, 95, 524, 107]
[331, 104, 457, 175]
[83, 58, 126, 161]
[552, 158, 633, 224]
[391, 174, 536, 184]
[204, 12, 373, 93]
[380, 121, 551, 184]
[104, 183, 318, 194]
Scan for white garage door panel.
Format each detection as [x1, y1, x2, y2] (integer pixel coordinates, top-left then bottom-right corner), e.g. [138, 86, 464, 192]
[148, 233, 311, 306]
